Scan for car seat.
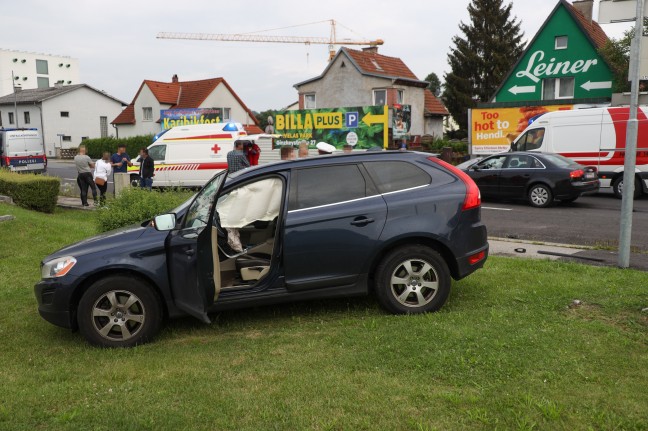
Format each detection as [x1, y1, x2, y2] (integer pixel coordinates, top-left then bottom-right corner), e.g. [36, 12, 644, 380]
[235, 254, 271, 281]
[509, 159, 520, 168]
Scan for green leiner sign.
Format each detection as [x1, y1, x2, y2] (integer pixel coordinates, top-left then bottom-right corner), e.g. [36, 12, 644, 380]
[494, 2, 613, 103]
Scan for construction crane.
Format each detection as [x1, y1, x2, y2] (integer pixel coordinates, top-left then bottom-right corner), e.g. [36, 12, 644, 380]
[157, 19, 383, 61]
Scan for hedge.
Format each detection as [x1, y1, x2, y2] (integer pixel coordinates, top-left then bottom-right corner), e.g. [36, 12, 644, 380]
[0, 171, 60, 213]
[83, 135, 155, 159]
[95, 188, 193, 232]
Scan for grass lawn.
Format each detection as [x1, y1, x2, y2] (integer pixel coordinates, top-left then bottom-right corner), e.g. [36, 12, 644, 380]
[0, 202, 646, 431]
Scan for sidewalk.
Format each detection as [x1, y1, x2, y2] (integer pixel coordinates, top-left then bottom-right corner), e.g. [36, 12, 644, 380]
[57, 196, 97, 210]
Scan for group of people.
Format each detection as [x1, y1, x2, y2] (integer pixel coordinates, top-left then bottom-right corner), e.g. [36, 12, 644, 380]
[74, 144, 155, 206]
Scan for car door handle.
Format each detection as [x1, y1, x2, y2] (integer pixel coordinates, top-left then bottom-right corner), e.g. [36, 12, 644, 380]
[351, 217, 374, 226]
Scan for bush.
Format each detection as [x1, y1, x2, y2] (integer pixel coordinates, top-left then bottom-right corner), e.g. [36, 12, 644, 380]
[95, 188, 193, 232]
[83, 135, 155, 159]
[422, 137, 468, 154]
[0, 171, 60, 213]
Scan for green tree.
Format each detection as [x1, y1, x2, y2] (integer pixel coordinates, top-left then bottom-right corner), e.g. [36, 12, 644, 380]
[424, 72, 442, 97]
[254, 109, 278, 132]
[442, 0, 524, 131]
[599, 19, 647, 94]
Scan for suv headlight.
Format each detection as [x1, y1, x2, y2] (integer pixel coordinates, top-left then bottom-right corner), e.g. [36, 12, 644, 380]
[41, 256, 77, 279]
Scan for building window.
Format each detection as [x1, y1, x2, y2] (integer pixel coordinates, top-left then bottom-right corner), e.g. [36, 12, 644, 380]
[36, 59, 49, 75]
[37, 77, 50, 88]
[62, 136, 72, 142]
[24, 112, 30, 124]
[81, 137, 89, 141]
[373, 89, 387, 105]
[100, 116, 108, 138]
[60, 111, 69, 118]
[396, 90, 404, 104]
[143, 107, 153, 121]
[555, 36, 568, 50]
[8, 112, 14, 125]
[542, 77, 575, 100]
[304, 94, 316, 109]
[223, 108, 231, 121]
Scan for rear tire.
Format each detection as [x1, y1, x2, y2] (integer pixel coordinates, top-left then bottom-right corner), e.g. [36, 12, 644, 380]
[528, 184, 553, 208]
[77, 275, 162, 348]
[374, 245, 451, 315]
[130, 175, 140, 188]
[612, 176, 641, 199]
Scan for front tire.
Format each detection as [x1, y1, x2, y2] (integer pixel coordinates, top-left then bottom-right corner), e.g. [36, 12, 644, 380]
[612, 176, 641, 199]
[130, 175, 141, 188]
[374, 245, 451, 315]
[77, 276, 162, 348]
[528, 184, 553, 208]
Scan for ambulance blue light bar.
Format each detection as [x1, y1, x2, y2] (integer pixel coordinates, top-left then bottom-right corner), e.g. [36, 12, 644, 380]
[223, 123, 239, 132]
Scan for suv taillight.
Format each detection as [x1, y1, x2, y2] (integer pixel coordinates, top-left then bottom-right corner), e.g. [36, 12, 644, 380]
[427, 157, 481, 211]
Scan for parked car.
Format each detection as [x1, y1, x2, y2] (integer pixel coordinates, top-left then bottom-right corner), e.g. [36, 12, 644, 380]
[463, 151, 599, 207]
[35, 152, 488, 347]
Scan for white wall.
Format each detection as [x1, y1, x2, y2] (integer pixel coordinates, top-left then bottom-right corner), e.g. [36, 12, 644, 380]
[424, 117, 444, 139]
[0, 49, 80, 97]
[200, 83, 255, 125]
[40, 87, 124, 155]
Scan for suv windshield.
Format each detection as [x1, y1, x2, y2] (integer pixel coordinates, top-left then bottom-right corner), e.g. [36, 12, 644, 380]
[184, 171, 227, 229]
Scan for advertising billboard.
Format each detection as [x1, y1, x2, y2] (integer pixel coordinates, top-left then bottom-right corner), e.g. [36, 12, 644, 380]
[470, 105, 573, 154]
[272, 105, 389, 149]
[160, 108, 223, 130]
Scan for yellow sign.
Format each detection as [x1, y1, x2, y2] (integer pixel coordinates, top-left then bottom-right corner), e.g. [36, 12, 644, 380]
[470, 105, 573, 154]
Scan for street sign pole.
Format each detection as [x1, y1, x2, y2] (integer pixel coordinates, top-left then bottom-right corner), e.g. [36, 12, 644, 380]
[618, 0, 645, 268]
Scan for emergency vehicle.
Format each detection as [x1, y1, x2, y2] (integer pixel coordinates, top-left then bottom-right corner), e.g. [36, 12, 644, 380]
[129, 123, 273, 187]
[511, 106, 648, 198]
[0, 128, 47, 174]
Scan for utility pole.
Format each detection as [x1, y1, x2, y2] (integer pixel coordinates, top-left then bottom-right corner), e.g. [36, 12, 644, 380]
[618, 0, 645, 268]
[11, 71, 19, 128]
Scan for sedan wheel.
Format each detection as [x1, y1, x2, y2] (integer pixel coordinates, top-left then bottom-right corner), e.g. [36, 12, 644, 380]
[78, 276, 162, 348]
[375, 245, 451, 314]
[528, 184, 553, 208]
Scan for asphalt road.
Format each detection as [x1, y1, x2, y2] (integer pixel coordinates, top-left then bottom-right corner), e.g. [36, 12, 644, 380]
[481, 193, 648, 251]
[47, 160, 648, 251]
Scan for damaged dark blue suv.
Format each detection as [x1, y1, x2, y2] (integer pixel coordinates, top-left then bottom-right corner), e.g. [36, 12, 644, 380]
[35, 152, 488, 347]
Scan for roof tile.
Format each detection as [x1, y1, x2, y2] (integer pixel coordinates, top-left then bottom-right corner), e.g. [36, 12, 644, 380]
[344, 48, 419, 80]
[424, 89, 449, 116]
[565, 1, 609, 49]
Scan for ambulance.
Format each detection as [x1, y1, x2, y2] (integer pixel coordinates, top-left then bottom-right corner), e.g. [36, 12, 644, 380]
[0, 128, 47, 174]
[129, 123, 273, 187]
[510, 106, 648, 198]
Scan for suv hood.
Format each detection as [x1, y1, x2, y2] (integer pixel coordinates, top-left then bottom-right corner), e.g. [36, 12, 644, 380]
[44, 224, 148, 261]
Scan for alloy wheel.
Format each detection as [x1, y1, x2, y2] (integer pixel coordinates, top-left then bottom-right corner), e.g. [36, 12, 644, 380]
[390, 259, 439, 308]
[91, 290, 146, 342]
[530, 186, 549, 206]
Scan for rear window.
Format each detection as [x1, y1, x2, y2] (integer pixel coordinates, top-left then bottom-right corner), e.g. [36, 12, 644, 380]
[289, 164, 369, 210]
[363, 161, 431, 194]
[540, 154, 576, 167]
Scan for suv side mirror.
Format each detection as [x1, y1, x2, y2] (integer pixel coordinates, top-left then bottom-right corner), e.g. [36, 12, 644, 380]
[154, 213, 176, 231]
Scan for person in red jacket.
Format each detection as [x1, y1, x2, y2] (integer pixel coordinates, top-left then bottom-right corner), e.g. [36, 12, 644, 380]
[243, 140, 261, 166]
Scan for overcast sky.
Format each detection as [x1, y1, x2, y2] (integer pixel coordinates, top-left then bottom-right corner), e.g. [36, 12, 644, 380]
[0, 0, 633, 113]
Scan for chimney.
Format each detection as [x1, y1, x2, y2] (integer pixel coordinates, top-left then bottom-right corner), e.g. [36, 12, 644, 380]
[572, 0, 593, 23]
[362, 46, 378, 54]
[171, 74, 179, 83]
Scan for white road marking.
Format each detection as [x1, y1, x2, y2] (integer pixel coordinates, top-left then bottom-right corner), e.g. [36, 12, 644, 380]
[482, 206, 512, 211]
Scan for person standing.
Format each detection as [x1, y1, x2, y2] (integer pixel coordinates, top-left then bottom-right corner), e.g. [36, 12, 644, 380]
[74, 146, 97, 207]
[280, 146, 295, 160]
[110, 144, 133, 193]
[227, 140, 250, 173]
[93, 151, 112, 205]
[244, 140, 261, 166]
[138, 148, 155, 190]
[298, 141, 309, 158]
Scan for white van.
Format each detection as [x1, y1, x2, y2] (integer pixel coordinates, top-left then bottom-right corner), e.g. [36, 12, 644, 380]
[129, 123, 272, 187]
[511, 106, 648, 198]
[0, 128, 47, 173]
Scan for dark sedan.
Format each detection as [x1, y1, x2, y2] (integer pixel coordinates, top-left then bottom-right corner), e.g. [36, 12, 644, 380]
[463, 151, 599, 207]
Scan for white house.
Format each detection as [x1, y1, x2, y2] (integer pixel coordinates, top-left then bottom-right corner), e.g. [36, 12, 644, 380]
[294, 47, 449, 145]
[112, 75, 262, 137]
[0, 48, 80, 97]
[0, 84, 125, 157]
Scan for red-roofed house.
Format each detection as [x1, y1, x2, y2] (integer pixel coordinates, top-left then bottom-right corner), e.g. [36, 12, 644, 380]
[112, 75, 261, 137]
[294, 47, 448, 143]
